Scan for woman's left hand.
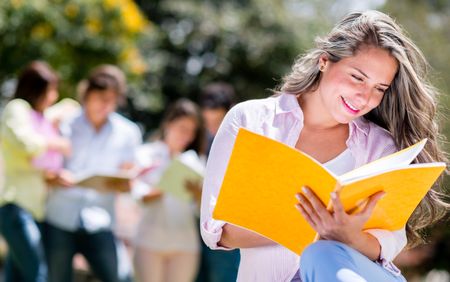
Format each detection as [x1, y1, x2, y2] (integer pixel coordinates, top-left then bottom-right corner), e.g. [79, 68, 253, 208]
[295, 186, 385, 246]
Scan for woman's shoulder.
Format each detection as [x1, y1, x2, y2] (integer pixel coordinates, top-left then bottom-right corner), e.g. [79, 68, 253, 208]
[138, 141, 168, 157]
[227, 95, 278, 122]
[3, 98, 32, 113]
[1, 99, 33, 124]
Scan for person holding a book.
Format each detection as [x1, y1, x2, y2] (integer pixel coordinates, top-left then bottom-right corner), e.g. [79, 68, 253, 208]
[200, 10, 448, 282]
[0, 61, 71, 282]
[44, 65, 141, 282]
[132, 98, 206, 282]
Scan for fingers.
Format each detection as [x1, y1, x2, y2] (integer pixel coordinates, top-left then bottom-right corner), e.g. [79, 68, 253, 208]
[301, 187, 333, 223]
[359, 191, 385, 218]
[330, 191, 347, 222]
[295, 201, 319, 230]
[296, 193, 321, 226]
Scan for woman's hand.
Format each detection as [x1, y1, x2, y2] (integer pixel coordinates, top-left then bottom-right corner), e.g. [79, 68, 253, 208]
[44, 169, 74, 188]
[142, 189, 163, 203]
[295, 186, 385, 260]
[185, 179, 202, 204]
[47, 137, 72, 157]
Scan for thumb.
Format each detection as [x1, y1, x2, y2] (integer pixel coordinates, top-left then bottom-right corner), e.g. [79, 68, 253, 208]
[359, 191, 385, 218]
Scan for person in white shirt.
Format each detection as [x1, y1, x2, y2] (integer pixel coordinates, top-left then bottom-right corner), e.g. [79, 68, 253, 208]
[133, 98, 206, 282]
[45, 65, 141, 282]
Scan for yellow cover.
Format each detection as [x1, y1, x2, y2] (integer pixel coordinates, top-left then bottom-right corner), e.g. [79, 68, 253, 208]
[212, 128, 446, 255]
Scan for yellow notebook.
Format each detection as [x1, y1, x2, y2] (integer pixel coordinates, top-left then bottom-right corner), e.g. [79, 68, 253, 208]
[212, 128, 446, 255]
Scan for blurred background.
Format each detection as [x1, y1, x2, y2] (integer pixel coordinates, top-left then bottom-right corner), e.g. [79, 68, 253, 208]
[0, 0, 449, 281]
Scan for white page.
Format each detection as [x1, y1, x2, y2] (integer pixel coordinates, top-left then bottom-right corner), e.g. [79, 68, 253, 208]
[339, 139, 427, 184]
[178, 150, 206, 176]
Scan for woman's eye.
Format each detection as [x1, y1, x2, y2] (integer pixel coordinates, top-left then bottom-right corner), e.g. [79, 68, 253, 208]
[376, 88, 386, 94]
[351, 74, 363, 82]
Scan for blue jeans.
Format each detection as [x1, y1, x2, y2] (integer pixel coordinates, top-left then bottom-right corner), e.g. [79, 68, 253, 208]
[300, 240, 407, 282]
[0, 203, 47, 282]
[44, 222, 132, 282]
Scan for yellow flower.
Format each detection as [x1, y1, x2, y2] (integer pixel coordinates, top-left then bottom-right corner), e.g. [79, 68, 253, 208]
[121, 1, 148, 33]
[101, 0, 148, 33]
[103, 0, 117, 10]
[31, 23, 53, 39]
[120, 47, 147, 75]
[64, 3, 79, 19]
[85, 18, 102, 34]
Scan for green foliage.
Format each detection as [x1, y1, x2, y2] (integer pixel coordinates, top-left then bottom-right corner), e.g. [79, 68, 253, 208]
[0, 0, 149, 97]
[133, 0, 331, 113]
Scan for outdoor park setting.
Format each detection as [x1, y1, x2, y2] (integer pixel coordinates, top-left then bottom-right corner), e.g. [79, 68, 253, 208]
[0, 0, 449, 281]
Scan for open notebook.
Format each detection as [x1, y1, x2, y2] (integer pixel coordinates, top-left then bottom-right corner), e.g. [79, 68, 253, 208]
[156, 150, 205, 202]
[213, 128, 446, 255]
[75, 165, 156, 193]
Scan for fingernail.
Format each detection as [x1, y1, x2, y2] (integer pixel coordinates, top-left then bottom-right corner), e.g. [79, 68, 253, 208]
[302, 187, 308, 194]
[295, 194, 301, 200]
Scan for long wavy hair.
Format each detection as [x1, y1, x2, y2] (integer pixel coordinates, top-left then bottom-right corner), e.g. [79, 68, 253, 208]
[279, 10, 448, 247]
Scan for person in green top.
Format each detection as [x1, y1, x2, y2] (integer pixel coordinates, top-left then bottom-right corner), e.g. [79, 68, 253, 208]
[0, 61, 71, 282]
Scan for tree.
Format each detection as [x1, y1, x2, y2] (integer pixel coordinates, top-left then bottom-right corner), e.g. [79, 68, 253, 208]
[0, 0, 149, 98]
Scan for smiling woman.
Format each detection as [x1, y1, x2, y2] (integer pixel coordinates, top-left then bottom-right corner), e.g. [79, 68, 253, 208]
[200, 10, 448, 282]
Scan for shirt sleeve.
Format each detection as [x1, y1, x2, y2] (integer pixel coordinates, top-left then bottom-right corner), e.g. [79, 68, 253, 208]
[200, 104, 243, 250]
[1, 99, 47, 157]
[365, 227, 407, 262]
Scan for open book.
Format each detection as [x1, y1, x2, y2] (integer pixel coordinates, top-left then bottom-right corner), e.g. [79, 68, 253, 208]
[212, 128, 446, 255]
[156, 150, 205, 202]
[75, 166, 156, 193]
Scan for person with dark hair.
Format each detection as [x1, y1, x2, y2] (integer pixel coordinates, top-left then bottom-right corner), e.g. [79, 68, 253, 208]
[44, 65, 141, 282]
[199, 82, 236, 156]
[0, 61, 71, 282]
[195, 82, 240, 282]
[132, 98, 206, 282]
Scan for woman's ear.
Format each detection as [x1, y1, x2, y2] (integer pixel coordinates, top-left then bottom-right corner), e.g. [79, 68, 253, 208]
[318, 54, 329, 71]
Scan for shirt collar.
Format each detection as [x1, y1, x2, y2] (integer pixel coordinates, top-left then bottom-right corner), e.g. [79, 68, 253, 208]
[274, 92, 304, 121]
[274, 92, 369, 136]
[80, 110, 113, 133]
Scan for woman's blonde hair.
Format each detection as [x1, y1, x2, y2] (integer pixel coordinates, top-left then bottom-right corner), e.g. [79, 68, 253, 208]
[280, 10, 448, 247]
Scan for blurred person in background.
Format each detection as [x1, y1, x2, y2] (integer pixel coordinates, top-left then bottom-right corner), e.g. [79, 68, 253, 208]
[200, 83, 236, 155]
[0, 61, 71, 282]
[132, 98, 205, 282]
[44, 65, 142, 282]
[195, 82, 240, 282]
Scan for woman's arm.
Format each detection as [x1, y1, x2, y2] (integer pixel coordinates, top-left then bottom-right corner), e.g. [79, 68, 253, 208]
[1, 99, 47, 156]
[200, 103, 275, 250]
[219, 223, 275, 249]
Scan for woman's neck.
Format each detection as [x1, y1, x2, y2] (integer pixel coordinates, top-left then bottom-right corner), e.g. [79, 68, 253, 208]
[164, 141, 182, 158]
[297, 92, 343, 131]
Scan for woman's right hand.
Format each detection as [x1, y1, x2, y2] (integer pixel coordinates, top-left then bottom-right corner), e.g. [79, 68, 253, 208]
[44, 169, 74, 188]
[47, 137, 72, 156]
[142, 189, 163, 203]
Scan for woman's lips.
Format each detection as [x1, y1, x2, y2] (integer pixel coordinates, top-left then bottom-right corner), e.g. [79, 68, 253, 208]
[341, 96, 360, 114]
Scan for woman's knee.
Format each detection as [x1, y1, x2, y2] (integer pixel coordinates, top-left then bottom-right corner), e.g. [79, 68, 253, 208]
[300, 240, 347, 269]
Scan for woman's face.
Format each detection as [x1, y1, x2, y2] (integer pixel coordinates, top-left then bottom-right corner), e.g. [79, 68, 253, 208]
[317, 45, 398, 124]
[37, 83, 59, 112]
[164, 116, 198, 154]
